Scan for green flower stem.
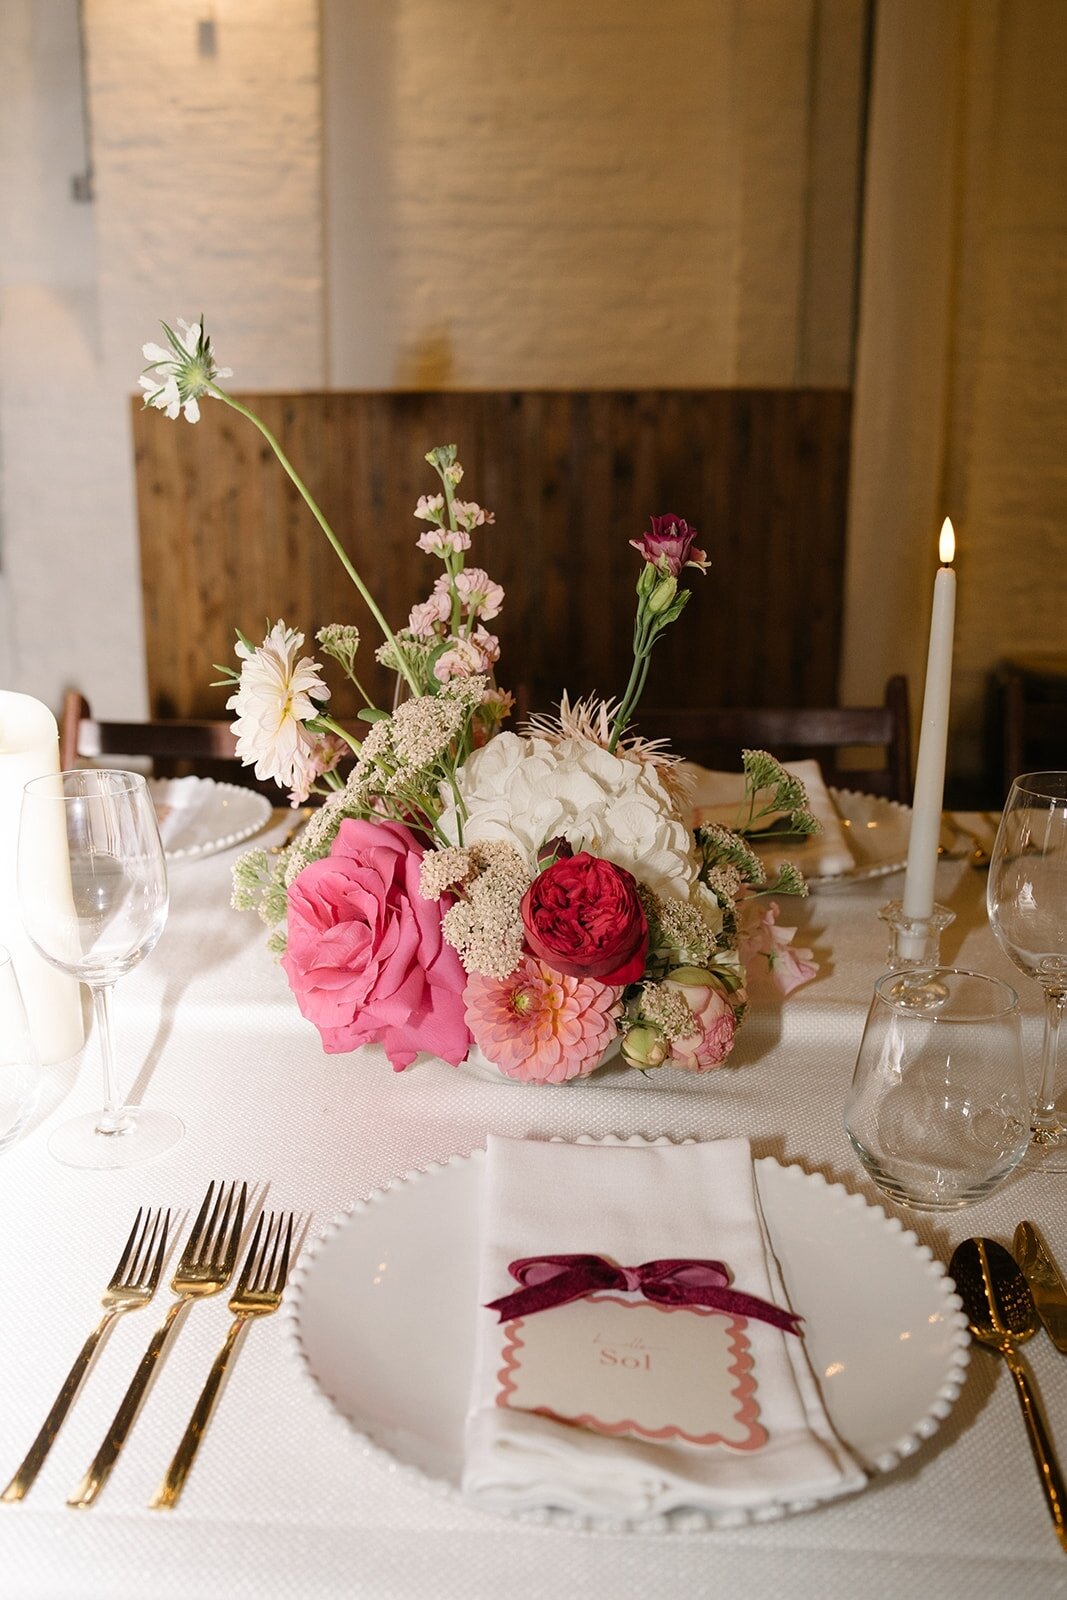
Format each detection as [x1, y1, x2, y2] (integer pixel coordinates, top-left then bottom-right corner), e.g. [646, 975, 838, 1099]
[349, 670, 375, 710]
[210, 386, 421, 698]
[309, 713, 362, 754]
[437, 468, 464, 636]
[608, 611, 656, 752]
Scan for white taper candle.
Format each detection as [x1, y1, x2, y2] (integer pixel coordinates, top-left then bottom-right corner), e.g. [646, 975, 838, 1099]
[902, 519, 957, 923]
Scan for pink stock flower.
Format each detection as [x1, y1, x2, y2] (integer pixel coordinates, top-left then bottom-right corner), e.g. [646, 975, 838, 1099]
[414, 493, 445, 522]
[663, 977, 738, 1071]
[629, 514, 708, 577]
[464, 956, 622, 1082]
[738, 899, 818, 997]
[417, 526, 471, 556]
[282, 818, 471, 1071]
[433, 628, 500, 683]
[454, 566, 504, 621]
[408, 590, 451, 638]
[452, 500, 495, 531]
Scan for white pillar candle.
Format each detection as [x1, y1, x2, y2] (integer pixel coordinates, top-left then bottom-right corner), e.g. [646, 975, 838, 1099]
[902, 520, 957, 922]
[0, 692, 84, 1063]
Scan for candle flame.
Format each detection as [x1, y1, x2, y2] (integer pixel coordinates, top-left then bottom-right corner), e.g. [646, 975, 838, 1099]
[939, 517, 955, 564]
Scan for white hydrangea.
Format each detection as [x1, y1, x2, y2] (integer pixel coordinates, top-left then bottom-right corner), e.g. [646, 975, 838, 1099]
[438, 732, 699, 899]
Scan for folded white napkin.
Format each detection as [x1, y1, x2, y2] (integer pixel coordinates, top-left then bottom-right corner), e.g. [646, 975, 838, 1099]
[463, 1136, 865, 1521]
[150, 774, 213, 850]
[685, 757, 856, 879]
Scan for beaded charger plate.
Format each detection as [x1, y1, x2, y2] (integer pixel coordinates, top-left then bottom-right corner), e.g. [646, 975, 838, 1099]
[288, 1142, 970, 1532]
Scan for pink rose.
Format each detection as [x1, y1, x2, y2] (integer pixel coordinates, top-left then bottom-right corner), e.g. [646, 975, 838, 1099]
[665, 977, 737, 1071]
[282, 818, 471, 1071]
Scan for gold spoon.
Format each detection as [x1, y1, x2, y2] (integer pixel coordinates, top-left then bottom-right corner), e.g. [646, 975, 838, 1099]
[939, 815, 991, 868]
[950, 1237, 1067, 1553]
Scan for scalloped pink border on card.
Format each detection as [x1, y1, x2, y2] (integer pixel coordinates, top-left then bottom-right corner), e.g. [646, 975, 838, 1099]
[495, 1292, 768, 1450]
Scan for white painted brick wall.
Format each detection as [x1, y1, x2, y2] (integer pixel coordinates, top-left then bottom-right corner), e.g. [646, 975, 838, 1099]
[1, 0, 323, 718]
[322, 0, 862, 389]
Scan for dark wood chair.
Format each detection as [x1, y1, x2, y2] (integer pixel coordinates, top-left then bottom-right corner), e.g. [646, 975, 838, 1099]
[634, 675, 912, 802]
[58, 691, 277, 795]
[996, 657, 1067, 798]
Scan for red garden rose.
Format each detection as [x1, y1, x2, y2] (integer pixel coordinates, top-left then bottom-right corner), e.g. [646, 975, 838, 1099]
[520, 851, 648, 986]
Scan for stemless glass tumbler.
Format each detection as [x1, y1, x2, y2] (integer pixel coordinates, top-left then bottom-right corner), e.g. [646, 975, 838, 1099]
[845, 968, 1029, 1210]
[987, 772, 1067, 1171]
[18, 770, 183, 1169]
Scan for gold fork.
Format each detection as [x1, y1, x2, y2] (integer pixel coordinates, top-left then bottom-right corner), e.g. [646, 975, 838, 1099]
[67, 1180, 247, 1508]
[149, 1208, 295, 1510]
[2, 1207, 170, 1503]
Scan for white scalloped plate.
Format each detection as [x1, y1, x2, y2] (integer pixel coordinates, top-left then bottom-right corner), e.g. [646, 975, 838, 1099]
[288, 1143, 970, 1531]
[148, 776, 272, 860]
[807, 788, 911, 889]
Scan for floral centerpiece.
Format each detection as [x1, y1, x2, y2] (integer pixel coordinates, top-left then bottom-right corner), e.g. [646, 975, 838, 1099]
[141, 317, 818, 1082]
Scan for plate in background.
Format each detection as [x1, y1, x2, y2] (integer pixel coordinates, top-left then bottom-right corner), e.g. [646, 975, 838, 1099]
[149, 775, 272, 860]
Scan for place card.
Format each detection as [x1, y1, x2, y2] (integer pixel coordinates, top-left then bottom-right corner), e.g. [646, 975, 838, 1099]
[494, 1293, 767, 1449]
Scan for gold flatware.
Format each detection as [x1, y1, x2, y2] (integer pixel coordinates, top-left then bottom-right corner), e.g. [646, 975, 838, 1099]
[149, 1208, 295, 1510]
[941, 815, 991, 868]
[950, 1237, 1067, 1553]
[1015, 1222, 1067, 1354]
[67, 1180, 246, 1509]
[2, 1207, 170, 1504]
[270, 806, 312, 854]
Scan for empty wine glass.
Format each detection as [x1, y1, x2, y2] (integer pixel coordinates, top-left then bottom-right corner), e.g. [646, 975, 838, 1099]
[844, 968, 1029, 1209]
[18, 770, 183, 1169]
[987, 771, 1067, 1171]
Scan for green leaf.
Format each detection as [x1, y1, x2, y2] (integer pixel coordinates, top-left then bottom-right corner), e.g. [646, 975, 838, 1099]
[357, 707, 391, 723]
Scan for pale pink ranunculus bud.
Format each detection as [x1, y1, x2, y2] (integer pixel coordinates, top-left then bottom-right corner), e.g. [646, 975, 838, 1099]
[663, 975, 737, 1071]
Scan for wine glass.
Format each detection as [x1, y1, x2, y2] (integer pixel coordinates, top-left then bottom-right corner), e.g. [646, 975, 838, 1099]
[844, 968, 1029, 1209]
[18, 770, 183, 1168]
[987, 771, 1067, 1171]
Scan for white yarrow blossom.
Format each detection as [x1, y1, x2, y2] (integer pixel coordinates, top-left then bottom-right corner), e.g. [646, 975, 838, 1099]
[226, 622, 330, 802]
[140, 316, 233, 424]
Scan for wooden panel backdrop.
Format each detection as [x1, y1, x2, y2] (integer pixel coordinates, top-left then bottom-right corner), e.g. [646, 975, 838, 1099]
[132, 391, 851, 732]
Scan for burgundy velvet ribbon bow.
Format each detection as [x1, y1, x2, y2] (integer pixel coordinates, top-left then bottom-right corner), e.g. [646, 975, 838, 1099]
[485, 1254, 802, 1336]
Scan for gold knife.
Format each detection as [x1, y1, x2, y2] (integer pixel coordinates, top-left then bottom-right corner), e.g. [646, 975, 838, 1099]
[1014, 1222, 1067, 1354]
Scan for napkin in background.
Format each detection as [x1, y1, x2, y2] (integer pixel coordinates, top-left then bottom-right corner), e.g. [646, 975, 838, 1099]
[686, 757, 856, 879]
[463, 1136, 865, 1521]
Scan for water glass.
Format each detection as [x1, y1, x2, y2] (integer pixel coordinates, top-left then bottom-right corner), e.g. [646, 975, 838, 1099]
[844, 968, 1029, 1210]
[0, 947, 41, 1152]
[987, 771, 1067, 1169]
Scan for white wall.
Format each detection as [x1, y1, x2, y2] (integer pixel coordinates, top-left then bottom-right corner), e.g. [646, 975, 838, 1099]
[1, 0, 324, 719]
[322, 0, 867, 389]
[0, 1, 106, 704]
[843, 0, 1067, 783]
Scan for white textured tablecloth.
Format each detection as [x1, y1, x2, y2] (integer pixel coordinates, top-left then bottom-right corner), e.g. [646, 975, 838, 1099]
[1, 811, 1065, 1599]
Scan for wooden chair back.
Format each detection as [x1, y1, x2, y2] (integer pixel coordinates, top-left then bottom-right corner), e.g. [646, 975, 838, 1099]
[635, 675, 912, 802]
[58, 691, 270, 793]
[997, 659, 1067, 799]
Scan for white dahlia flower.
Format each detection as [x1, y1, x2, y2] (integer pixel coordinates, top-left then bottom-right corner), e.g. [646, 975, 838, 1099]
[227, 621, 330, 802]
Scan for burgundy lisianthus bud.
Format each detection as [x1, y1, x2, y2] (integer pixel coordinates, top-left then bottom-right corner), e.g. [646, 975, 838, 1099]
[536, 835, 574, 871]
[629, 514, 708, 578]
